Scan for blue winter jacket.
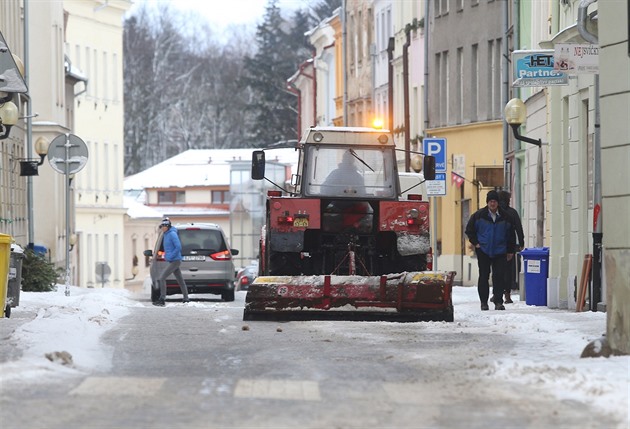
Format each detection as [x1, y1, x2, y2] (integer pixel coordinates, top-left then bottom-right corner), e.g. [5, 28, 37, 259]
[465, 207, 516, 257]
[162, 227, 183, 262]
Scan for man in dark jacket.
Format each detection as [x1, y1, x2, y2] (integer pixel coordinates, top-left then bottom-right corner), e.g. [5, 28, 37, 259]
[154, 217, 189, 307]
[465, 190, 516, 311]
[498, 190, 525, 303]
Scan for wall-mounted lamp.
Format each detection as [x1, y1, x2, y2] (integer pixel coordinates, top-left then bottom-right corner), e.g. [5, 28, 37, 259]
[504, 98, 542, 147]
[69, 233, 78, 251]
[0, 96, 18, 140]
[19, 137, 50, 176]
[125, 265, 139, 281]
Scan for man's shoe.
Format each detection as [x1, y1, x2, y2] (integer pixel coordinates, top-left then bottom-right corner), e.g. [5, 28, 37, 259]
[504, 293, 514, 304]
[182, 299, 190, 303]
[495, 303, 505, 310]
[481, 303, 489, 311]
[152, 299, 165, 307]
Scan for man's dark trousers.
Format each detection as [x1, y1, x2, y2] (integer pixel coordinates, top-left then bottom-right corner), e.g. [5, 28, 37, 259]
[476, 249, 508, 305]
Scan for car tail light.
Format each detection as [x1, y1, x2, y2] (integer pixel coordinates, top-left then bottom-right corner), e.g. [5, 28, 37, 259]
[156, 250, 166, 261]
[268, 190, 282, 197]
[241, 276, 250, 285]
[407, 194, 423, 201]
[210, 250, 232, 261]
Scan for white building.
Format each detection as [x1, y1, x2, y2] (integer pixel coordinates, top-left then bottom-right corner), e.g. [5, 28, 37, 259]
[123, 148, 299, 286]
[64, 0, 130, 289]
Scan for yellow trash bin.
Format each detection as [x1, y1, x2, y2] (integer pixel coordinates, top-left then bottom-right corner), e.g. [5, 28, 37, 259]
[0, 234, 12, 318]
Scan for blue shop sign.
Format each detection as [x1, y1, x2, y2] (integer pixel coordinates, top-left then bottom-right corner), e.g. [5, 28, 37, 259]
[512, 50, 568, 87]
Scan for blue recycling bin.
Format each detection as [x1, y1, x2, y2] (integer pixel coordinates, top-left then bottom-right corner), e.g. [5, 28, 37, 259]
[521, 247, 550, 306]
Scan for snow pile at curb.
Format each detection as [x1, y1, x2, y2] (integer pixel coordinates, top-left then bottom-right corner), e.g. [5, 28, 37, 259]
[1, 285, 134, 381]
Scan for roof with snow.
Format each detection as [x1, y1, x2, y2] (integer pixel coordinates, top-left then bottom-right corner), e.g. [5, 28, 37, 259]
[124, 148, 299, 190]
[123, 195, 163, 220]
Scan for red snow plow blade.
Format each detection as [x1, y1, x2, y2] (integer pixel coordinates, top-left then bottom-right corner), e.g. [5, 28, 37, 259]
[243, 271, 455, 322]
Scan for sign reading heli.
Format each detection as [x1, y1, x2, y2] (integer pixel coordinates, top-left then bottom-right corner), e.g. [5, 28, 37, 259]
[512, 50, 568, 87]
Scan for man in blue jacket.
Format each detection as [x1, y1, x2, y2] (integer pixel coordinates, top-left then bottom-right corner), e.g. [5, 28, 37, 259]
[465, 190, 516, 311]
[154, 218, 189, 307]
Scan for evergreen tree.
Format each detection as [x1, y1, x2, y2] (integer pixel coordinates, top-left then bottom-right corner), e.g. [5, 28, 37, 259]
[310, 0, 342, 23]
[123, 0, 340, 172]
[242, 0, 305, 146]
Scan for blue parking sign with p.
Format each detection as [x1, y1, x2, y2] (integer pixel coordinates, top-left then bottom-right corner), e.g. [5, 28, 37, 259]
[423, 138, 447, 173]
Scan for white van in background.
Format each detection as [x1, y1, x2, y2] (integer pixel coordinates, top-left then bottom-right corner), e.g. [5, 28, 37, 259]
[398, 172, 427, 200]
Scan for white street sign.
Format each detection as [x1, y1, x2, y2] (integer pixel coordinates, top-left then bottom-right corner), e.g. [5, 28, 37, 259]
[426, 173, 446, 196]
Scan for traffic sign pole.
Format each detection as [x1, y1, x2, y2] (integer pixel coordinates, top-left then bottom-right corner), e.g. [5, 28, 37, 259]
[47, 133, 89, 295]
[423, 138, 447, 271]
[65, 135, 70, 295]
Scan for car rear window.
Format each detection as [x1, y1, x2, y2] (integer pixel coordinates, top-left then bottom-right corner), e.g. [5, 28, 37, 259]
[176, 229, 227, 255]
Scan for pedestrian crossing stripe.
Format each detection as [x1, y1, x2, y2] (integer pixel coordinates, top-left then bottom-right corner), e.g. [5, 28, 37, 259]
[234, 379, 321, 401]
[69, 376, 166, 396]
[69, 377, 437, 404]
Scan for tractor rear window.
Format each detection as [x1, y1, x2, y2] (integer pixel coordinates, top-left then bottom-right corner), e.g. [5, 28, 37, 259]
[304, 146, 396, 198]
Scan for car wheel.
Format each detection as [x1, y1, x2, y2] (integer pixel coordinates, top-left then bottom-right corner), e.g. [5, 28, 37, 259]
[222, 289, 235, 302]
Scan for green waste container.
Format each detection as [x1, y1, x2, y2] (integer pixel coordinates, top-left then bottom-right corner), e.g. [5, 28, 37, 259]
[0, 234, 12, 318]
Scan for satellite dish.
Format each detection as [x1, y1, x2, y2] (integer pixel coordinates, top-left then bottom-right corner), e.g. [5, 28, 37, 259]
[48, 133, 89, 175]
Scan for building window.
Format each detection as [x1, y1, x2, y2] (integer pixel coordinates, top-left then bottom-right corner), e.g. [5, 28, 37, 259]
[158, 191, 185, 204]
[457, 47, 464, 124]
[212, 190, 230, 204]
[471, 44, 478, 122]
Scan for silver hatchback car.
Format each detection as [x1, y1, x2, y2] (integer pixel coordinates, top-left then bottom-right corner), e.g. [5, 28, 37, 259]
[143, 223, 239, 302]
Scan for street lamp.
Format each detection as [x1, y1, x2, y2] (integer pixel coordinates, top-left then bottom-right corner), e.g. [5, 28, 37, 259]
[505, 98, 542, 147]
[0, 97, 18, 139]
[504, 98, 544, 247]
[19, 136, 49, 176]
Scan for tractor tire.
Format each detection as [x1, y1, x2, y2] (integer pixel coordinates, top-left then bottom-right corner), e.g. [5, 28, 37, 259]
[399, 254, 427, 273]
[442, 305, 454, 322]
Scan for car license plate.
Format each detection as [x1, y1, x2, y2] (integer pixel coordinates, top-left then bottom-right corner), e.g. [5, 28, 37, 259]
[183, 255, 206, 261]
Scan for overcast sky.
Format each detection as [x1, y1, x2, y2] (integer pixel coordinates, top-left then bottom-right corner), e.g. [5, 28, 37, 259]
[129, 0, 310, 31]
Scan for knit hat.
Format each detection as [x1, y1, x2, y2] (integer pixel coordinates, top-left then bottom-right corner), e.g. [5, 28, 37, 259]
[160, 217, 171, 228]
[486, 190, 499, 203]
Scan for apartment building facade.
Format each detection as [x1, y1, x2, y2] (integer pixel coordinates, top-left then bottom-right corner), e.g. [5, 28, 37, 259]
[63, 0, 130, 289]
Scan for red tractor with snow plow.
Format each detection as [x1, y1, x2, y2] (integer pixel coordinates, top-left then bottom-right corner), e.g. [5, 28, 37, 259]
[244, 127, 455, 322]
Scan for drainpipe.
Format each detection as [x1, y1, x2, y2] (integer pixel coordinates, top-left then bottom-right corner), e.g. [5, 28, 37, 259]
[342, 0, 348, 125]
[502, 0, 510, 186]
[423, 0, 430, 135]
[25, 0, 35, 248]
[424, 0, 436, 270]
[577, 0, 602, 312]
[520, 0, 522, 214]
[403, 27, 411, 172]
[387, 37, 394, 132]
